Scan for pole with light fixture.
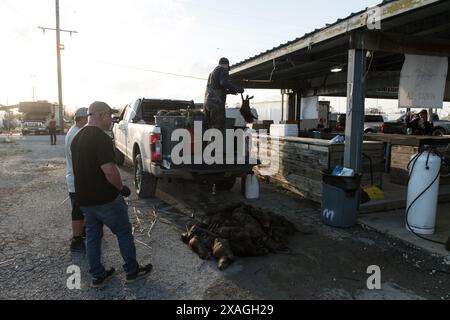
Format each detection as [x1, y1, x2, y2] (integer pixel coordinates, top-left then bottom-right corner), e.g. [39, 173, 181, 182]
[38, 0, 77, 132]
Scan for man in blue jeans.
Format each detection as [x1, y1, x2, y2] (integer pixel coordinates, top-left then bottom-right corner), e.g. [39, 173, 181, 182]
[71, 101, 152, 287]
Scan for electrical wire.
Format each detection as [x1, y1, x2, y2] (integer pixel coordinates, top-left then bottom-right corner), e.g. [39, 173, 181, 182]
[97, 61, 207, 81]
[405, 147, 446, 246]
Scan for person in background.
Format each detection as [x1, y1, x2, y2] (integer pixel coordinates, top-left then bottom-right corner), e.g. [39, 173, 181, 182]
[65, 107, 88, 252]
[407, 109, 434, 135]
[48, 114, 57, 145]
[336, 114, 346, 132]
[317, 118, 325, 129]
[71, 101, 152, 287]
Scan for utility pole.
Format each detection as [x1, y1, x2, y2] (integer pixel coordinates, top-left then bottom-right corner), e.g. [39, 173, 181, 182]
[55, 0, 63, 131]
[38, 0, 77, 131]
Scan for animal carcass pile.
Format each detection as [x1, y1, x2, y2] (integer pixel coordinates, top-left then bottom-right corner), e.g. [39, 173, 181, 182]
[181, 203, 297, 270]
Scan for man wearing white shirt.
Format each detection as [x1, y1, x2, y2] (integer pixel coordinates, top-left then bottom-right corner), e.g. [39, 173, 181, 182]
[65, 107, 88, 251]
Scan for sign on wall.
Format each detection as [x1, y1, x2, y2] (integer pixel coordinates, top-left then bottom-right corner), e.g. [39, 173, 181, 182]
[399, 54, 448, 109]
[300, 96, 319, 119]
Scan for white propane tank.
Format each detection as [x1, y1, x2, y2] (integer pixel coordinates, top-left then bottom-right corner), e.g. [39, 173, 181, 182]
[406, 150, 441, 235]
[245, 172, 260, 200]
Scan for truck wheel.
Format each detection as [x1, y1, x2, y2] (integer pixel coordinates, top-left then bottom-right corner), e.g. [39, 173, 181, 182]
[114, 147, 125, 166]
[134, 154, 157, 198]
[215, 178, 236, 191]
[432, 128, 446, 136]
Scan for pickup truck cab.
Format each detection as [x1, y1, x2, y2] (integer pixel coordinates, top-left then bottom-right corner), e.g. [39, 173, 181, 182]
[112, 98, 256, 198]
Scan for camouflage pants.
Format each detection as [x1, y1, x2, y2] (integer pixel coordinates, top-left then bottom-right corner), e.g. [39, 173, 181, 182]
[205, 103, 225, 131]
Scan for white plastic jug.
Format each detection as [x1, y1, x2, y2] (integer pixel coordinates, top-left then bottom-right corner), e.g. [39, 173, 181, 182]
[245, 172, 260, 199]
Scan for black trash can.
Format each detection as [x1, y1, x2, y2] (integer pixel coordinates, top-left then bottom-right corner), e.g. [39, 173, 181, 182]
[321, 170, 361, 228]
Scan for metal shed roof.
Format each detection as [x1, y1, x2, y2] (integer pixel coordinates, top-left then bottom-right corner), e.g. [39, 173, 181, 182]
[229, 0, 450, 100]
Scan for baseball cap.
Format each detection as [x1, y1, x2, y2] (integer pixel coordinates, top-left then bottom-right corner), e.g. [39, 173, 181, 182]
[74, 107, 88, 118]
[88, 101, 113, 115]
[219, 57, 229, 65]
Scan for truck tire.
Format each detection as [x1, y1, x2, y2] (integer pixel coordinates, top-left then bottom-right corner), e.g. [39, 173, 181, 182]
[114, 147, 125, 166]
[134, 153, 157, 198]
[432, 128, 446, 136]
[215, 178, 236, 191]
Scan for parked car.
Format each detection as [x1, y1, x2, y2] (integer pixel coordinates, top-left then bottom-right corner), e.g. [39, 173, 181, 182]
[363, 114, 385, 133]
[335, 114, 385, 133]
[380, 113, 450, 136]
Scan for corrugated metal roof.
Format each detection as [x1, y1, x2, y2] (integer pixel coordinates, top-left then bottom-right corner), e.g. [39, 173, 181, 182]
[231, 0, 400, 68]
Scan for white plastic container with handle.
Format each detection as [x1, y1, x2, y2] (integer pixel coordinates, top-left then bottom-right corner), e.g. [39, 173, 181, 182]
[406, 150, 441, 235]
[245, 172, 260, 200]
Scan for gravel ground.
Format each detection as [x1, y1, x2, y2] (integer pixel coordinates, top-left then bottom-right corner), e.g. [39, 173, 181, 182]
[0, 135, 449, 300]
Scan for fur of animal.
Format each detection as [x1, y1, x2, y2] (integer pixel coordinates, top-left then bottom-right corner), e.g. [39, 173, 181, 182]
[188, 235, 211, 260]
[248, 208, 272, 229]
[212, 238, 235, 270]
[231, 208, 265, 238]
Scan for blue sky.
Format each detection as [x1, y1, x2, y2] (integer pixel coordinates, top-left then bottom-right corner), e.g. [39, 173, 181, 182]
[1, 0, 414, 113]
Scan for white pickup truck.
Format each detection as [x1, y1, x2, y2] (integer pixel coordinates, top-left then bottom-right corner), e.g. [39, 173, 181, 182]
[112, 98, 256, 198]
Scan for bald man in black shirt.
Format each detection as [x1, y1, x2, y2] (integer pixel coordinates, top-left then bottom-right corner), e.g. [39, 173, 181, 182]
[72, 101, 153, 287]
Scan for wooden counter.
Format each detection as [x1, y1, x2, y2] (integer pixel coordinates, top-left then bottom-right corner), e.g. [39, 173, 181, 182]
[364, 133, 450, 147]
[251, 135, 384, 202]
[364, 133, 450, 185]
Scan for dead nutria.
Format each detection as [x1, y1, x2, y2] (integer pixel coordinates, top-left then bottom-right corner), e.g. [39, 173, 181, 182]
[181, 224, 198, 244]
[181, 231, 192, 244]
[212, 238, 234, 270]
[188, 235, 211, 260]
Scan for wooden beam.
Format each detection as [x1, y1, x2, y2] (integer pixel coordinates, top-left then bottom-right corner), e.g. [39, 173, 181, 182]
[232, 79, 300, 90]
[352, 30, 450, 56]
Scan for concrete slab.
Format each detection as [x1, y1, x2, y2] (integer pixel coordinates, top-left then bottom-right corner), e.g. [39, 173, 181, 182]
[361, 174, 450, 214]
[359, 202, 450, 259]
[354, 282, 426, 300]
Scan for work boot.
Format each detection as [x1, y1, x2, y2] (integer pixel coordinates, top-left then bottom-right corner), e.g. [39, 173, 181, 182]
[70, 236, 85, 252]
[91, 268, 116, 288]
[126, 264, 153, 283]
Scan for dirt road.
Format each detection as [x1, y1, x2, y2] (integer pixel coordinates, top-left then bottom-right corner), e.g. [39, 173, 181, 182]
[0, 135, 449, 300]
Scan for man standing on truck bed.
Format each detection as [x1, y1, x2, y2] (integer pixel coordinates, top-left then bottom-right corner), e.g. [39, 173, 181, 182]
[204, 57, 244, 130]
[71, 101, 153, 287]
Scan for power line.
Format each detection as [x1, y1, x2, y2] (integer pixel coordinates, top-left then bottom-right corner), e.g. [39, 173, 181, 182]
[172, 0, 299, 30]
[0, 0, 38, 24]
[96, 61, 207, 81]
